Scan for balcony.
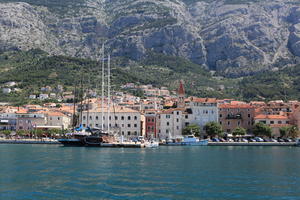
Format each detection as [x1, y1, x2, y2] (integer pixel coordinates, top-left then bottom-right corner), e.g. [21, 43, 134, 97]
[226, 114, 242, 120]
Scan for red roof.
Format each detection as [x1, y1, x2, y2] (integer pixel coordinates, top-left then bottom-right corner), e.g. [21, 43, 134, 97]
[219, 104, 254, 109]
[192, 97, 217, 103]
[254, 114, 288, 120]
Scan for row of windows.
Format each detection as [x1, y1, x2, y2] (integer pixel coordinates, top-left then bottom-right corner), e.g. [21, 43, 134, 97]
[219, 114, 251, 118]
[220, 108, 251, 112]
[220, 121, 252, 126]
[83, 116, 138, 121]
[83, 123, 138, 128]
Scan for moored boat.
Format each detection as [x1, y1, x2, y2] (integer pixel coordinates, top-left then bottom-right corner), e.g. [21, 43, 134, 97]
[165, 135, 208, 146]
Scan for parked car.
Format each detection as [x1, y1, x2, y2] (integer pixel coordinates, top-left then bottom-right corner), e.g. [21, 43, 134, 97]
[284, 138, 293, 142]
[219, 138, 226, 142]
[249, 138, 256, 142]
[228, 138, 234, 142]
[241, 138, 248, 142]
[270, 138, 277, 142]
[212, 138, 220, 142]
[278, 138, 285, 142]
[254, 137, 264, 142]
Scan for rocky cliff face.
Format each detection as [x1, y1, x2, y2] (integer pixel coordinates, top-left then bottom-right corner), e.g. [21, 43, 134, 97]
[0, 0, 300, 77]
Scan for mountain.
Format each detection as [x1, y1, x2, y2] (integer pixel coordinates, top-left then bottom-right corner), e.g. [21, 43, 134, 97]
[1, 0, 300, 77]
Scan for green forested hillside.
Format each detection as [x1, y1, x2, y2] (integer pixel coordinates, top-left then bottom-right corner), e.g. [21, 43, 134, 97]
[0, 49, 237, 104]
[0, 49, 300, 105]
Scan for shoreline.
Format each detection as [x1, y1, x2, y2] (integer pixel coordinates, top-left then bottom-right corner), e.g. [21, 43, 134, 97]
[0, 139, 297, 146]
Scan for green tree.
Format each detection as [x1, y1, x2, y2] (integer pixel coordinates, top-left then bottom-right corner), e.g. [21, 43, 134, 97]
[16, 130, 26, 137]
[279, 126, 290, 138]
[288, 125, 299, 139]
[1, 130, 11, 138]
[35, 129, 44, 138]
[182, 124, 201, 137]
[232, 127, 246, 137]
[253, 122, 272, 137]
[204, 122, 223, 137]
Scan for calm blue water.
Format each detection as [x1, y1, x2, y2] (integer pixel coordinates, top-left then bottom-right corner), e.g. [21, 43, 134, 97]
[0, 145, 300, 200]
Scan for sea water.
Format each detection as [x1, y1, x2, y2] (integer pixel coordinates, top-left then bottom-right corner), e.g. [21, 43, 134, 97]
[0, 144, 300, 200]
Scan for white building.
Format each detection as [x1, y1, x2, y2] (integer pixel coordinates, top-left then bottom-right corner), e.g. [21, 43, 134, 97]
[156, 108, 186, 139]
[2, 88, 11, 94]
[188, 97, 219, 128]
[81, 106, 142, 137]
[46, 112, 71, 129]
[39, 94, 49, 100]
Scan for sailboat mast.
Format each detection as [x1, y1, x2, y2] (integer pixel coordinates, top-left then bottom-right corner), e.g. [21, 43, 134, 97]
[101, 44, 105, 131]
[107, 54, 111, 133]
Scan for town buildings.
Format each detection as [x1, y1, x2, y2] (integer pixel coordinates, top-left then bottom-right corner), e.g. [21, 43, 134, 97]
[81, 106, 142, 137]
[219, 102, 255, 134]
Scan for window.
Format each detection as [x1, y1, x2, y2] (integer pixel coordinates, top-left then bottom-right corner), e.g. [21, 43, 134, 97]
[248, 114, 251, 118]
[220, 121, 222, 125]
[270, 121, 274, 124]
[83, 124, 86, 127]
[238, 121, 241, 126]
[167, 122, 169, 126]
[122, 124, 124, 127]
[278, 121, 282, 124]
[83, 116, 86, 120]
[134, 124, 137, 128]
[121, 116, 124, 120]
[147, 119, 151, 122]
[166, 115, 171, 119]
[152, 119, 154, 122]
[134, 131, 137, 135]
[128, 131, 131, 135]
[134, 116, 137, 120]
[176, 118, 179, 122]
[128, 124, 131, 128]
[148, 126, 151, 130]
[185, 122, 189, 126]
[227, 129, 231, 133]
[115, 116, 118, 120]
[50, 117, 52, 120]
[96, 116, 99, 120]
[185, 115, 188, 119]
[177, 126, 179, 130]
[227, 121, 230, 125]
[286, 121, 290, 124]
[219, 114, 222, 118]
[122, 131, 124, 135]
[89, 116, 92, 120]
[96, 124, 99, 127]
[128, 116, 131, 120]
[177, 111, 179, 115]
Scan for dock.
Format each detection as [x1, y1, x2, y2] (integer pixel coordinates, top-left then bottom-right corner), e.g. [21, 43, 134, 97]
[208, 142, 297, 146]
[0, 139, 60, 144]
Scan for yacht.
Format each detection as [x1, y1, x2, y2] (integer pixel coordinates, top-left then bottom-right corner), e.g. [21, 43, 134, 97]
[165, 135, 208, 146]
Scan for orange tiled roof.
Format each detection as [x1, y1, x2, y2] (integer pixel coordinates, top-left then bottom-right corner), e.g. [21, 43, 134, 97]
[254, 114, 288, 120]
[192, 97, 217, 103]
[219, 104, 254, 109]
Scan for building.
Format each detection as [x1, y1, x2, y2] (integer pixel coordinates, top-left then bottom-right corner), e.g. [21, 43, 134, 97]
[2, 88, 11, 94]
[46, 112, 71, 129]
[81, 106, 142, 137]
[219, 103, 255, 134]
[254, 114, 290, 137]
[156, 108, 185, 139]
[144, 110, 158, 138]
[188, 97, 219, 128]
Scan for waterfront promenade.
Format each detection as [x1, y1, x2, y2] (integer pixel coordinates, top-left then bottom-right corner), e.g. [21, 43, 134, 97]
[0, 138, 297, 146]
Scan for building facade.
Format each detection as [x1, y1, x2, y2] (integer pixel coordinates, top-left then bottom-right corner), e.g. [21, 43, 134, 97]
[219, 103, 255, 134]
[81, 106, 142, 137]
